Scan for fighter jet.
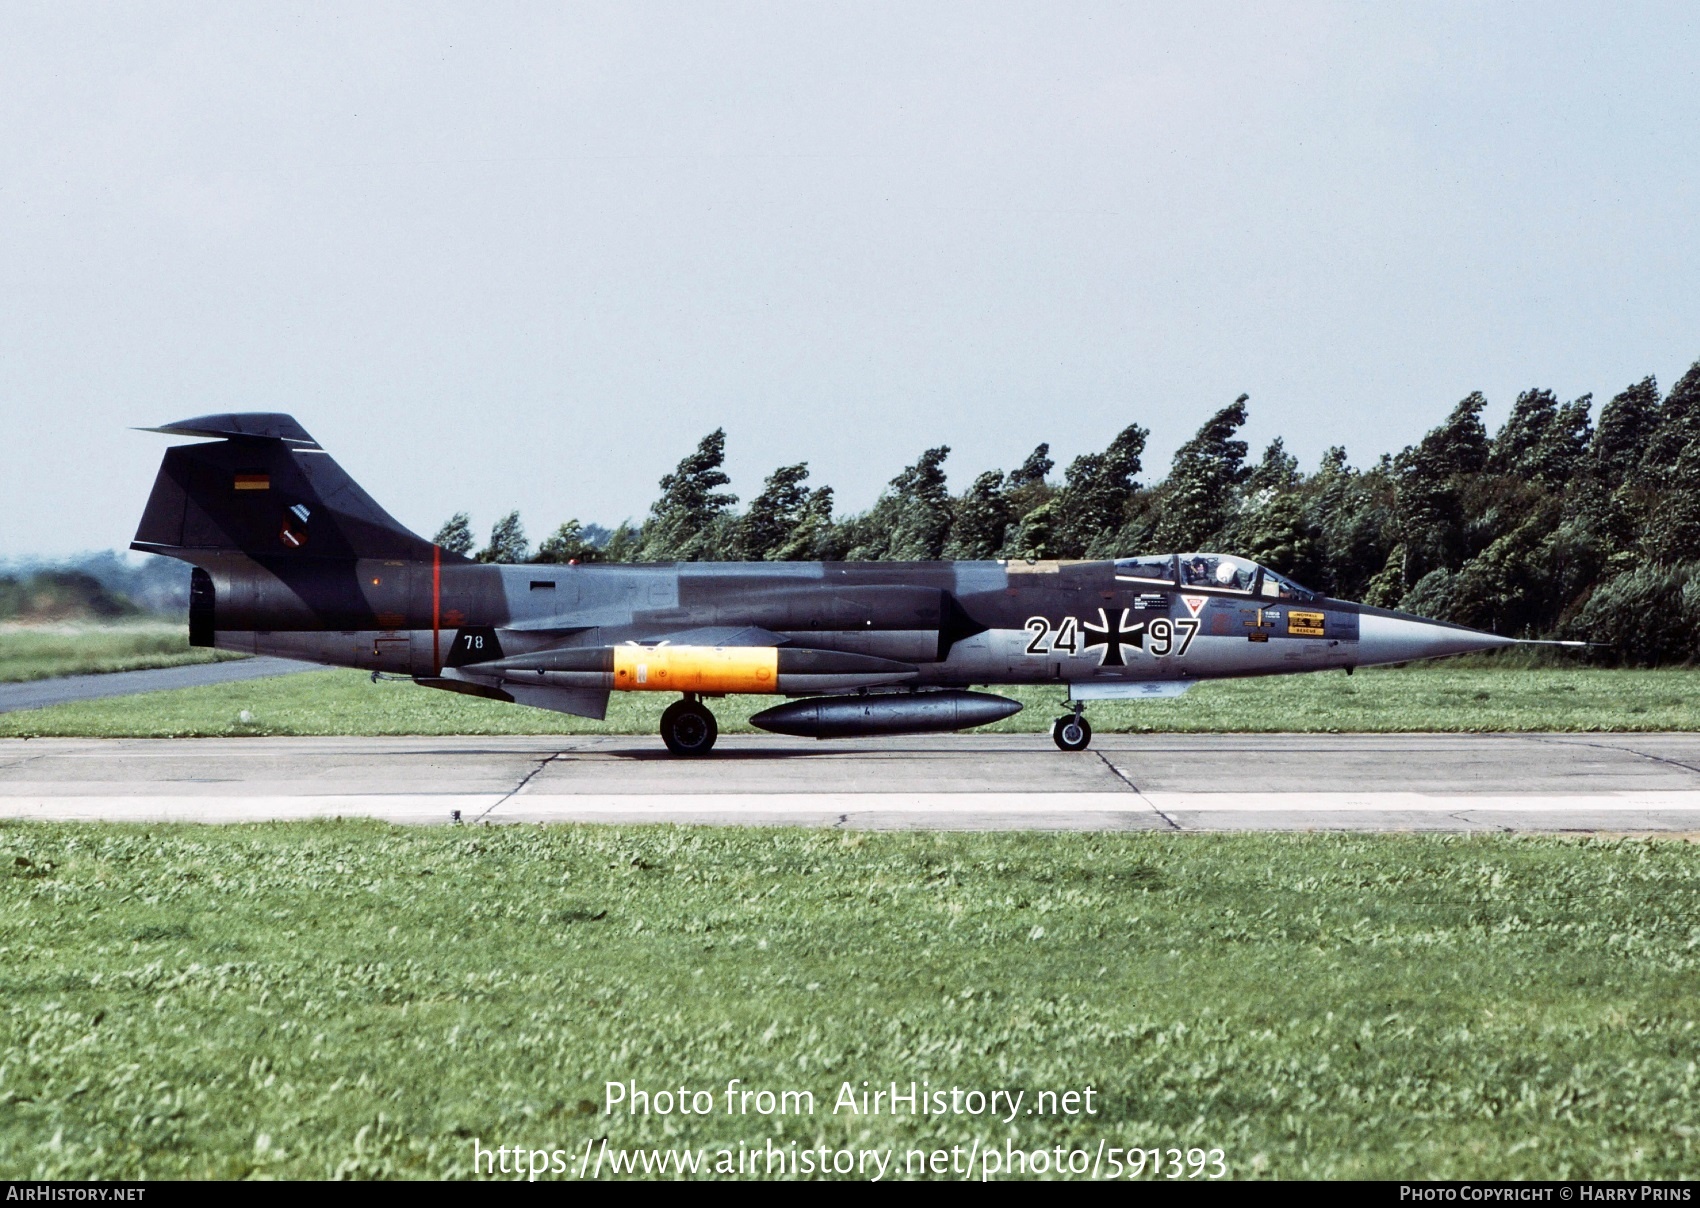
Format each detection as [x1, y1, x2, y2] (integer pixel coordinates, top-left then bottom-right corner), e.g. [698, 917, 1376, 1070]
[133, 413, 1549, 754]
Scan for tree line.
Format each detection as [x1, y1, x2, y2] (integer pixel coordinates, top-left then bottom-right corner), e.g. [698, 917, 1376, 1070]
[434, 358, 1700, 665]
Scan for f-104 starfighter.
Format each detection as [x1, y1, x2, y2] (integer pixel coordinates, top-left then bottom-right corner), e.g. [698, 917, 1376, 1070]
[132, 413, 1542, 754]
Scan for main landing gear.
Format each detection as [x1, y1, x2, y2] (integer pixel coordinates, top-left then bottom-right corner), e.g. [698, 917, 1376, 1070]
[660, 696, 718, 756]
[1051, 701, 1092, 752]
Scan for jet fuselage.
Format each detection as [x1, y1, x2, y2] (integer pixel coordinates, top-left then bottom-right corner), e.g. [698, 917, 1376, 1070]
[134, 412, 1517, 752]
[188, 550, 1500, 690]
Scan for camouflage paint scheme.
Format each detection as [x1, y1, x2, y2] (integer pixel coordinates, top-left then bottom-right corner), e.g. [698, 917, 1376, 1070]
[132, 414, 1516, 749]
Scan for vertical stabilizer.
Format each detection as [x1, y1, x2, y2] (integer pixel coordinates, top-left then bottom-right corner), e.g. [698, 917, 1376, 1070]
[132, 413, 454, 564]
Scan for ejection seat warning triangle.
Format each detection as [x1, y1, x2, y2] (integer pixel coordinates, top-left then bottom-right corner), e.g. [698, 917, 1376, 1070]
[1182, 595, 1207, 617]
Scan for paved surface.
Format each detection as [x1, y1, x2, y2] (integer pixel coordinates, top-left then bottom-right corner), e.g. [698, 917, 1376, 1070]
[0, 658, 316, 713]
[3, 732, 1699, 831]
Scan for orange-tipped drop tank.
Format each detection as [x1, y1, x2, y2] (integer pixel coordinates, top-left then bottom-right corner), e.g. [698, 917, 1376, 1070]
[611, 645, 778, 693]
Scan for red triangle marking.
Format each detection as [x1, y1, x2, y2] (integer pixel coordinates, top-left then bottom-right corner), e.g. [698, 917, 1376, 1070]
[1182, 595, 1207, 617]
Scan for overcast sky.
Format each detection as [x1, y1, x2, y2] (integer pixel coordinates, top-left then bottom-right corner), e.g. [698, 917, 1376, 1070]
[3, 2, 1698, 556]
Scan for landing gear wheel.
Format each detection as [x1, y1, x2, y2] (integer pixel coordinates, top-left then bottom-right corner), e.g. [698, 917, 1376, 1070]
[1051, 714, 1092, 751]
[660, 699, 718, 756]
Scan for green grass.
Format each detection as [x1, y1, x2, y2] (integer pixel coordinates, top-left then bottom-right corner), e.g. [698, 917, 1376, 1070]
[0, 663, 1693, 737]
[1, 823, 1697, 1179]
[0, 623, 241, 683]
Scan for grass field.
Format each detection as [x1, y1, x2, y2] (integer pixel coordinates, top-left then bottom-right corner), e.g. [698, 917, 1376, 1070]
[0, 661, 1693, 737]
[0, 623, 240, 683]
[0, 823, 1696, 1180]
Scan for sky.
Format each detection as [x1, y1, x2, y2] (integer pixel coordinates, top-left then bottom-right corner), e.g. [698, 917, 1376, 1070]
[2, 1, 1698, 556]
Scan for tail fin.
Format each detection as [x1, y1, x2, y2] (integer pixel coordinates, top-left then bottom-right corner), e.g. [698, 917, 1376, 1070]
[132, 412, 454, 564]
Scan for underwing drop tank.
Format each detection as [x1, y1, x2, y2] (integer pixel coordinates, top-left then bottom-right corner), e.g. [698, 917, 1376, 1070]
[749, 690, 1022, 739]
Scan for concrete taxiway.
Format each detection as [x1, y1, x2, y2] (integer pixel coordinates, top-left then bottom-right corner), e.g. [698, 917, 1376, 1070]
[2, 732, 1699, 831]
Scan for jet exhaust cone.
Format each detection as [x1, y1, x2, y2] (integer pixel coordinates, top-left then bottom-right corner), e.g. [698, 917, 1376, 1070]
[750, 690, 1022, 739]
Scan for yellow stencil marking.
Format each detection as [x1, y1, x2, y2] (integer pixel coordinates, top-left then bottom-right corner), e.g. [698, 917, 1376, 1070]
[1288, 610, 1325, 637]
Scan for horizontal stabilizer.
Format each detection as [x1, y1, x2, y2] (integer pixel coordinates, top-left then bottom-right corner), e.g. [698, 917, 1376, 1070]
[1069, 680, 1194, 701]
[139, 413, 321, 447]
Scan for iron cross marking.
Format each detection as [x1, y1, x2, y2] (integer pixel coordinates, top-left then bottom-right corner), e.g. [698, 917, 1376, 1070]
[1081, 608, 1147, 667]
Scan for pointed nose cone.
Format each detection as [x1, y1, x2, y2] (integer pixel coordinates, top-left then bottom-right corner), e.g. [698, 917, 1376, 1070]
[1356, 609, 1517, 666]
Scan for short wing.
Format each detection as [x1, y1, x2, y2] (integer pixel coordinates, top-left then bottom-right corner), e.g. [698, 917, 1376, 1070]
[639, 625, 788, 647]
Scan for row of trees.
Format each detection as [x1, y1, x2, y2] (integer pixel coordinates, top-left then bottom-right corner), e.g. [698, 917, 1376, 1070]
[434, 359, 1700, 663]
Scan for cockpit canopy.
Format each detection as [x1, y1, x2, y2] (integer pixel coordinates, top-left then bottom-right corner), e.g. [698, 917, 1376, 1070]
[1112, 553, 1318, 600]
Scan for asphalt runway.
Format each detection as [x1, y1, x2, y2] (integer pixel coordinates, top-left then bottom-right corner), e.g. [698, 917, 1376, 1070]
[0, 657, 315, 713]
[3, 732, 1699, 831]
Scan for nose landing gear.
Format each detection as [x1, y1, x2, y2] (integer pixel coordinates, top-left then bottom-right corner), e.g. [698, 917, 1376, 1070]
[660, 696, 718, 755]
[1051, 701, 1092, 751]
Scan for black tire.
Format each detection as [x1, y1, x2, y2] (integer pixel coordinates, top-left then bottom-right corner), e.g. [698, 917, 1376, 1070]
[1051, 714, 1092, 752]
[660, 699, 718, 756]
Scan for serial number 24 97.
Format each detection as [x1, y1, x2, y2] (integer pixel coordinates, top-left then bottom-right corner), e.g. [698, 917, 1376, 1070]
[1024, 611, 1199, 663]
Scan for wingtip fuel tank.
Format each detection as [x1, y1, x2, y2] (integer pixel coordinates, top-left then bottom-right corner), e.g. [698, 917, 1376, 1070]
[470, 645, 920, 694]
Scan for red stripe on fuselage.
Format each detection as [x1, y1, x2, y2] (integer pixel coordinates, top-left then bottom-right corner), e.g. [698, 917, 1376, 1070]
[432, 545, 441, 674]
